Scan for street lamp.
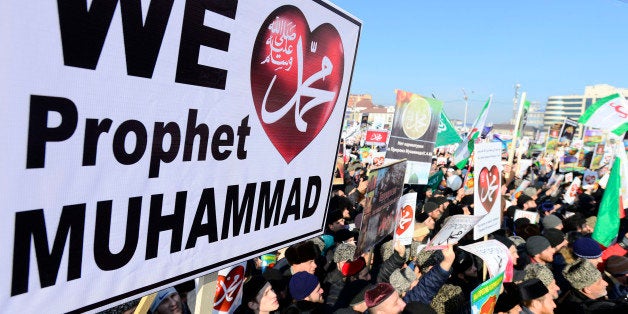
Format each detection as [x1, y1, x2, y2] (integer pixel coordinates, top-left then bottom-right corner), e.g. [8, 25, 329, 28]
[462, 88, 469, 132]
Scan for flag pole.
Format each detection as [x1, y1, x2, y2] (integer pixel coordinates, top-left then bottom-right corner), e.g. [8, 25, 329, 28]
[506, 92, 527, 179]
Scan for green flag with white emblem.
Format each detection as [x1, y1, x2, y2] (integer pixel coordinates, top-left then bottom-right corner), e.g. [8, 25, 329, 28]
[435, 111, 462, 147]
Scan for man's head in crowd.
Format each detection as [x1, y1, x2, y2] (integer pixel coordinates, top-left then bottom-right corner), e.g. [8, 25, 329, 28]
[422, 201, 442, 221]
[543, 228, 568, 252]
[526, 236, 555, 265]
[605, 255, 628, 286]
[365, 282, 406, 314]
[285, 241, 318, 274]
[243, 276, 280, 314]
[493, 235, 519, 266]
[518, 278, 556, 314]
[326, 209, 346, 233]
[524, 264, 560, 299]
[415, 212, 435, 230]
[389, 267, 419, 297]
[517, 194, 536, 211]
[572, 237, 603, 267]
[493, 282, 522, 314]
[541, 214, 563, 231]
[149, 287, 183, 314]
[563, 258, 608, 299]
[289, 271, 324, 303]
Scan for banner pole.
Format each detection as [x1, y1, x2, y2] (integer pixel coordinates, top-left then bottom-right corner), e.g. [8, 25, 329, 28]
[482, 235, 488, 281]
[133, 293, 156, 314]
[506, 92, 526, 179]
[194, 272, 219, 314]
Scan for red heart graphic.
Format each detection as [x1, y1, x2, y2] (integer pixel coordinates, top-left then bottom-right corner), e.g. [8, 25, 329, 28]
[478, 165, 500, 212]
[214, 265, 245, 312]
[251, 6, 344, 163]
[395, 205, 414, 236]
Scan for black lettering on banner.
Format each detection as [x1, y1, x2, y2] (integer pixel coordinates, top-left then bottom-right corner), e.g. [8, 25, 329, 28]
[120, 0, 175, 78]
[183, 109, 209, 161]
[185, 188, 219, 249]
[112, 120, 149, 165]
[149, 122, 181, 178]
[11, 204, 86, 296]
[255, 180, 285, 230]
[175, 0, 238, 89]
[302, 176, 321, 218]
[236, 115, 250, 159]
[83, 118, 113, 166]
[211, 125, 234, 160]
[281, 178, 301, 224]
[26, 95, 78, 168]
[94, 198, 141, 271]
[57, 0, 118, 69]
[221, 183, 256, 240]
[145, 192, 186, 259]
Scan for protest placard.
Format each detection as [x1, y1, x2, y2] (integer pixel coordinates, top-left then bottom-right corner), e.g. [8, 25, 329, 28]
[460, 240, 513, 282]
[213, 262, 247, 314]
[387, 91, 442, 184]
[563, 177, 582, 204]
[365, 129, 389, 146]
[514, 210, 540, 224]
[0, 1, 360, 312]
[470, 272, 504, 314]
[425, 215, 483, 250]
[393, 193, 417, 246]
[473, 142, 502, 239]
[355, 160, 407, 257]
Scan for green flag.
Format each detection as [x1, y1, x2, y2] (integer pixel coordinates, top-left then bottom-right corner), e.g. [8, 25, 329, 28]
[427, 171, 444, 191]
[592, 157, 622, 246]
[579, 93, 628, 136]
[453, 96, 492, 169]
[516, 100, 530, 137]
[436, 111, 462, 147]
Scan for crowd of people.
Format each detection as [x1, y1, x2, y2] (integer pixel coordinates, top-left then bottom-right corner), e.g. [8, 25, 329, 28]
[101, 147, 628, 314]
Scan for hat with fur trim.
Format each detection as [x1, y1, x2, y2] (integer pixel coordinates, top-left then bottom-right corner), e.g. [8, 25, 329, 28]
[572, 237, 602, 259]
[518, 278, 548, 301]
[364, 283, 395, 308]
[563, 258, 602, 290]
[285, 241, 318, 266]
[524, 264, 555, 288]
[334, 242, 357, 263]
[389, 267, 417, 294]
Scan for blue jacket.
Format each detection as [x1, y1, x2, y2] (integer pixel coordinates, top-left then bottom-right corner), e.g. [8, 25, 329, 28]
[403, 264, 450, 304]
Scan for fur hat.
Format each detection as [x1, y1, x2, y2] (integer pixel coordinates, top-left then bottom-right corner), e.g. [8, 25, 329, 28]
[422, 202, 439, 214]
[334, 242, 357, 263]
[149, 287, 178, 314]
[327, 210, 344, 225]
[289, 271, 319, 301]
[563, 258, 602, 290]
[524, 264, 555, 288]
[518, 278, 548, 301]
[606, 255, 628, 276]
[543, 228, 566, 248]
[430, 284, 464, 314]
[517, 194, 533, 207]
[572, 237, 602, 259]
[494, 282, 521, 313]
[524, 187, 538, 198]
[364, 283, 395, 308]
[285, 241, 318, 266]
[542, 214, 563, 230]
[525, 236, 551, 256]
[585, 216, 597, 229]
[242, 276, 269, 304]
[509, 235, 526, 247]
[389, 267, 417, 294]
[417, 249, 444, 274]
[334, 228, 358, 243]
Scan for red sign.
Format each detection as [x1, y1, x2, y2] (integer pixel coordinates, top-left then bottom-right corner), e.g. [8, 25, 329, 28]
[365, 130, 389, 146]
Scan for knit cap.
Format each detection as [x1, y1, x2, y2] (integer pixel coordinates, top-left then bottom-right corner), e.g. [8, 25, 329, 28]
[389, 267, 417, 294]
[543, 228, 566, 248]
[524, 187, 538, 198]
[563, 258, 602, 290]
[542, 214, 562, 230]
[334, 242, 357, 263]
[572, 237, 602, 259]
[525, 236, 551, 256]
[289, 271, 319, 301]
[422, 202, 439, 214]
[523, 264, 555, 288]
[149, 287, 178, 314]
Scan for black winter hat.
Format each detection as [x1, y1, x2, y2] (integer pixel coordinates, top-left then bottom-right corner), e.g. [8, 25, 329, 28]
[285, 241, 318, 265]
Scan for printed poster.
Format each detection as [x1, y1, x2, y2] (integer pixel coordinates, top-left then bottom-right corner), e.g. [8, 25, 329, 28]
[355, 160, 407, 258]
[470, 272, 504, 314]
[387, 90, 443, 184]
[425, 215, 483, 250]
[364, 129, 389, 146]
[213, 262, 247, 314]
[460, 240, 513, 282]
[394, 193, 417, 246]
[473, 143, 502, 239]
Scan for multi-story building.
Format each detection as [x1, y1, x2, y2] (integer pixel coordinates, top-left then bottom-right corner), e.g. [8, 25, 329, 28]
[345, 94, 395, 129]
[543, 84, 628, 137]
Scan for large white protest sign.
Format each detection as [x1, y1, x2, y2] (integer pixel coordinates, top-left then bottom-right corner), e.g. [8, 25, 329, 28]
[0, 1, 360, 312]
[213, 262, 247, 314]
[425, 215, 483, 250]
[394, 193, 417, 246]
[513, 209, 540, 224]
[473, 142, 502, 239]
[460, 240, 513, 282]
[563, 177, 582, 204]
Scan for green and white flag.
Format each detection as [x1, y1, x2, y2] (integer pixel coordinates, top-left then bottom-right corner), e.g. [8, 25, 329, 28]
[435, 111, 462, 147]
[453, 96, 492, 169]
[515, 100, 530, 137]
[578, 93, 628, 136]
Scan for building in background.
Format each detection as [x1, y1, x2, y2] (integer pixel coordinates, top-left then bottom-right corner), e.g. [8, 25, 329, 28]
[345, 94, 395, 129]
[543, 84, 628, 137]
